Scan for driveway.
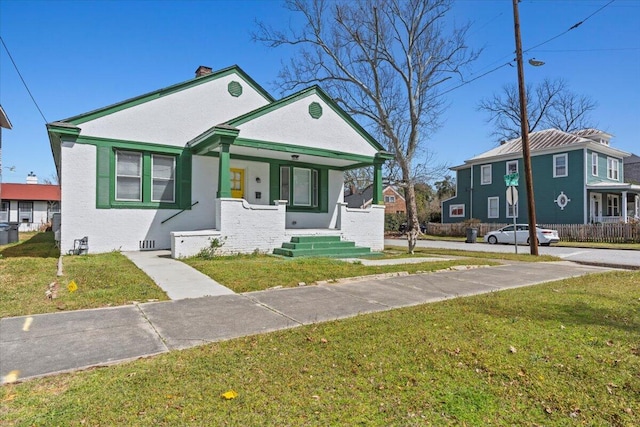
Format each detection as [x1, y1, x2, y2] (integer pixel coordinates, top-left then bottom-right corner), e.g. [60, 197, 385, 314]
[385, 238, 640, 269]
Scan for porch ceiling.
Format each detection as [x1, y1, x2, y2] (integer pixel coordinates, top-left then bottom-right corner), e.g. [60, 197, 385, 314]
[205, 143, 374, 169]
[587, 182, 640, 193]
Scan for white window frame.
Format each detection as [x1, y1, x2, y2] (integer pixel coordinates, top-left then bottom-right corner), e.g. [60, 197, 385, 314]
[592, 152, 598, 176]
[18, 201, 33, 223]
[487, 196, 499, 218]
[607, 194, 620, 216]
[151, 154, 176, 203]
[553, 153, 568, 178]
[384, 195, 396, 203]
[506, 200, 518, 218]
[0, 201, 9, 222]
[115, 151, 143, 202]
[607, 157, 619, 181]
[506, 160, 518, 175]
[293, 167, 312, 206]
[449, 204, 465, 218]
[481, 164, 492, 185]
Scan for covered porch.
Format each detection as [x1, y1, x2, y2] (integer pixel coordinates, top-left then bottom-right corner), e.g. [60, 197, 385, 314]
[587, 183, 640, 224]
[170, 116, 392, 258]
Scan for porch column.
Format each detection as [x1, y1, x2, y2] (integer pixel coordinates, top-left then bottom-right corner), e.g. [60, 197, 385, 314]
[217, 141, 232, 198]
[373, 157, 384, 205]
[622, 190, 628, 223]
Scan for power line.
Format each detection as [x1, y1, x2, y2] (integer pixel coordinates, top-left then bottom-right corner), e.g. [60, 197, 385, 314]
[0, 36, 48, 123]
[438, 0, 618, 97]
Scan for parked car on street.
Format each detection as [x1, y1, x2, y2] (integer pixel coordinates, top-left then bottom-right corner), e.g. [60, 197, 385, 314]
[484, 224, 559, 246]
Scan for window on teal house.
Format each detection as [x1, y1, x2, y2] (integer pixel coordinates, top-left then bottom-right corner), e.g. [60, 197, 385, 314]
[553, 153, 568, 178]
[592, 152, 598, 176]
[607, 157, 619, 180]
[450, 204, 465, 218]
[481, 165, 492, 185]
[506, 160, 518, 175]
[488, 196, 499, 218]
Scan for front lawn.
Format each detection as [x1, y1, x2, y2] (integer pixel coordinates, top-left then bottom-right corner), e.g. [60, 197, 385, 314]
[2, 271, 638, 426]
[0, 233, 168, 318]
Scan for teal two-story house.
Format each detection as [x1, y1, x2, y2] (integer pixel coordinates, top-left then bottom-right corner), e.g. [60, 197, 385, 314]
[442, 128, 640, 224]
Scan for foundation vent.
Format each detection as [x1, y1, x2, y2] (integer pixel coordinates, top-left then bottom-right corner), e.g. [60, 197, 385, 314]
[139, 240, 156, 250]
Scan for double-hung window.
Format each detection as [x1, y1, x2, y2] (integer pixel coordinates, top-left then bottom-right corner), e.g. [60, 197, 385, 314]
[592, 152, 598, 176]
[481, 165, 492, 185]
[116, 151, 143, 201]
[506, 160, 518, 175]
[151, 154, 176, 203]
[279, 166, 320, 209]
[553, 153, 568, 178]
[384, 195, 396, 203]
[487, 196, 499, 218]
[607, 157, 619, 180]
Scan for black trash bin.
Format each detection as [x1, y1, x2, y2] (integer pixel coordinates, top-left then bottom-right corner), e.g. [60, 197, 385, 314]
[0, 223, 9, 245]
[7, 223, 19, 244]
[465, 227, 477, 243]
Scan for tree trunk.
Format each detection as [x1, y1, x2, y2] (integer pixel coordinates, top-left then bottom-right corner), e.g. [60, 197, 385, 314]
[404, 182, 420, 254]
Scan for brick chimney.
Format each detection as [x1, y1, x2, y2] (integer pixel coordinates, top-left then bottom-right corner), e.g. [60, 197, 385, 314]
[26, 171, 38, 184]
[195, 66, 213, 78]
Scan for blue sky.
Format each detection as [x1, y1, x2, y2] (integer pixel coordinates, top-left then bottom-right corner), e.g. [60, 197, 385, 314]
[1, 0, 638, 184]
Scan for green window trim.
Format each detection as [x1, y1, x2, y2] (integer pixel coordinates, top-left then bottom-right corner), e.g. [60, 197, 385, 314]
[96, 144, 191, 209]
[271, 163, 328, 213]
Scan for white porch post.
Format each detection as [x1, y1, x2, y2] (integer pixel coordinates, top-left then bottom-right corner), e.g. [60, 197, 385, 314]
[622, 191, 628, 223]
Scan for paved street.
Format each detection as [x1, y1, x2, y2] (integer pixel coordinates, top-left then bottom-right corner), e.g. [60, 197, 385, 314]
[385, 238, 640, 268]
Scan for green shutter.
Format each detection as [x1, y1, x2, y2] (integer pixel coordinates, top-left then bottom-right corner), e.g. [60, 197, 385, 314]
[179, 151, 192, 209]
[96, 145, 111, 208]
[269, 163, 280, 205]
[319, 168, 328, 211]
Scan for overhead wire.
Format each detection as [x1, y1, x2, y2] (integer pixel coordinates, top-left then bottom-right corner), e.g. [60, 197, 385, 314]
[0, 35, 48, 123]
[438, 0, 618, 97]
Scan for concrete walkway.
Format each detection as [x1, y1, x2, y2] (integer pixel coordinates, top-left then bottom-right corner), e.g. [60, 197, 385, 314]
[123, 250, 234, 299]
[1, 260, 613, 383]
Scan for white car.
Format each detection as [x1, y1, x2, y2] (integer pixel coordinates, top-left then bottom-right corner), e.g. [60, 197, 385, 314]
[484, 224, 559, 246]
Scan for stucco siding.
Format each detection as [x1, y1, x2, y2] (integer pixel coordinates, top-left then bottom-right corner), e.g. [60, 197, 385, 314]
[237, 94, 378, 158]
[78, 74, 270, 145]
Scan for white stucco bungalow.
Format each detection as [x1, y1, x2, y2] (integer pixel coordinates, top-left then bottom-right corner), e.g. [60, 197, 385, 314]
[47, 65, 391, 257]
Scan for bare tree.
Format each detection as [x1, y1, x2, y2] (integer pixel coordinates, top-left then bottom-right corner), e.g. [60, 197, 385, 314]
[254, 0, 478, 252]
[478, 77, 598, 142]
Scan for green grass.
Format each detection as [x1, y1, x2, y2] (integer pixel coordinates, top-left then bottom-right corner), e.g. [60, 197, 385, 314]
[183, 254, 498, 293]
[385, 245, 561, 262]
[2, 271, 638, 426]
[0, 232, 168, 318]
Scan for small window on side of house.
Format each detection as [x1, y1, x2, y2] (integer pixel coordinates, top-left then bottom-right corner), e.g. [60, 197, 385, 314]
[553, 153, 568, 178]
[506, 160, 518, 175]
[450, 204, 465, 218]
[592, 152, 598, 176]
[607, 157, 619, 181]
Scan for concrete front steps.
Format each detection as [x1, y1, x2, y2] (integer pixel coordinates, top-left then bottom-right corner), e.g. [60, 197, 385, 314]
[273, 235, 372, 258]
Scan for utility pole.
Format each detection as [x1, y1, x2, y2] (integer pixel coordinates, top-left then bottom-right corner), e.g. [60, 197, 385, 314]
[512, 0, 538, 255]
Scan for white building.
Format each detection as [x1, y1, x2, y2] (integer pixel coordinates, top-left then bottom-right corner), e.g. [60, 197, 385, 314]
[47, 65, 391, 257]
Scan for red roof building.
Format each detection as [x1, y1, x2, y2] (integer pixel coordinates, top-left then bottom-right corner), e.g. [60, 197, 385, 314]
[1, 183, 60, 201]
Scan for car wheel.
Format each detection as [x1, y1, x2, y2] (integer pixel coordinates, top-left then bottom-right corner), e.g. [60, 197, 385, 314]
[542, 242, 551, 246]
[527, 238, 540, 246]
[487, 235, 498, 245]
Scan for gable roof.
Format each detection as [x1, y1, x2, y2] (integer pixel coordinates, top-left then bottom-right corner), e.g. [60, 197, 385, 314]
[225, 85, 386, 153]
[1, 184, 60, 201]
[344, 184, 374, 208]
[58, 65, 275, 126]
[467, 128, 630, 163]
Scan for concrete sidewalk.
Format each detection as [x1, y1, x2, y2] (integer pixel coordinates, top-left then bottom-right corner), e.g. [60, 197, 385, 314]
[0, 260, 612, 383]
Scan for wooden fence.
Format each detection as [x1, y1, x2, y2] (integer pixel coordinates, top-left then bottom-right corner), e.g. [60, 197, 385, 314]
[425, 222, 640, 243]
